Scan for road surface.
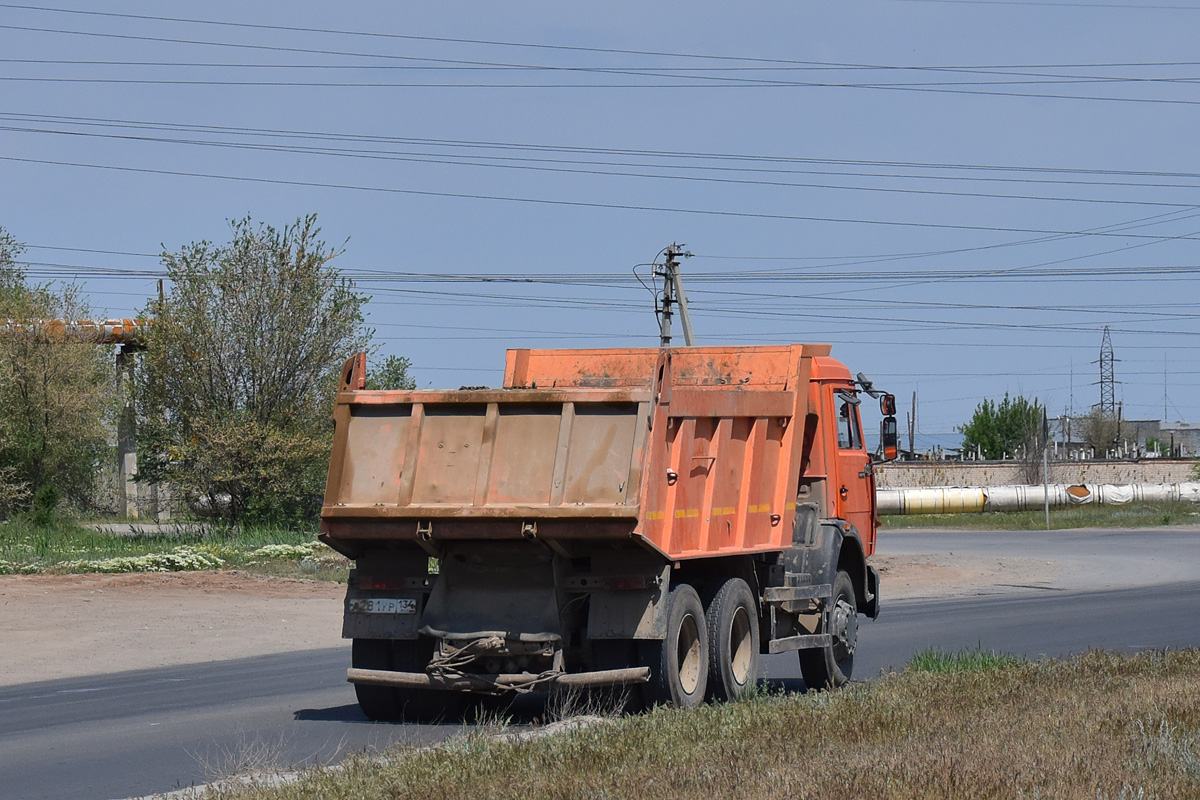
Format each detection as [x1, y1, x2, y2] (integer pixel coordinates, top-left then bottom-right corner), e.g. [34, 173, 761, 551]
[3, 527, 1199, 800]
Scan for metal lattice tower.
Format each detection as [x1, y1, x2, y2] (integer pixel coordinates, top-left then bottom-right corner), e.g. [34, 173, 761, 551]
[1097, 326, 1117, 416]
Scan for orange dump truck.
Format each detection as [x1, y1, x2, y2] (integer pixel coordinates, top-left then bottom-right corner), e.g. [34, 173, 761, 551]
[320, 344, 897, 719]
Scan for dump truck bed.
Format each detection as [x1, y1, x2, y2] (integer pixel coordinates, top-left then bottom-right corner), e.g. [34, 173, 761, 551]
[321, 344, 829, 560]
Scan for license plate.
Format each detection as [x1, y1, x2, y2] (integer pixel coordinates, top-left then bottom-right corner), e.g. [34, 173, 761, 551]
[349, 597, 417, 614]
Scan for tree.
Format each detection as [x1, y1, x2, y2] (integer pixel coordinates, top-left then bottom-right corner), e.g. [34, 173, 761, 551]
[0, 228, 115, 516]
[959, 394, 1044, 462]
[134, 215, 371, 525]
[366, 354, 416, 391]
[1078, 407, 1122, 455]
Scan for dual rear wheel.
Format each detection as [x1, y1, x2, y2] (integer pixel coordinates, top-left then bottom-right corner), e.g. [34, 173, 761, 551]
[639, 578, 761, 707]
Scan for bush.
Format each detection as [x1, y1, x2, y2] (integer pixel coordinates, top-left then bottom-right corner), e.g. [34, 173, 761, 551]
[134, 215, 371, 526]
[25, 484, 62, 526]
[0, 228, 114, 517]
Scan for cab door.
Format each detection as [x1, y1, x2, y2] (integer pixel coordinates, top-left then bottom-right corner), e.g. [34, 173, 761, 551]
[831, 387, 876, 553]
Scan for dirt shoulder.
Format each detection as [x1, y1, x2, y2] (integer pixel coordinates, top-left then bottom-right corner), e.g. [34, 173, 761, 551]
[0, 554, 1063, 688]
[0, 571, 345, 687]
[871, 554, 1062, 600]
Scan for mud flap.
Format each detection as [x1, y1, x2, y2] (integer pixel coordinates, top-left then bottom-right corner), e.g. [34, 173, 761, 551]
[420, 544, 561, 642]
[862, 564, 880, 620]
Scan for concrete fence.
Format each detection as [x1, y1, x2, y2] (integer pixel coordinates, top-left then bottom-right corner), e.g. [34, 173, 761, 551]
[875, 459, 1197, 489]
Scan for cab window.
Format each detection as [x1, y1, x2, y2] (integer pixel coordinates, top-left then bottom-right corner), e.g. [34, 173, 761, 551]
[837, 397, 863, 451]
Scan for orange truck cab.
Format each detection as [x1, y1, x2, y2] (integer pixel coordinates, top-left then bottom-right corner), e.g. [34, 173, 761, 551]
[320, 344, 897, 719]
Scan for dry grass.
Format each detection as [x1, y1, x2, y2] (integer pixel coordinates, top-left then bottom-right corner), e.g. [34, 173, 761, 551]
[204, 649, 1200, 800]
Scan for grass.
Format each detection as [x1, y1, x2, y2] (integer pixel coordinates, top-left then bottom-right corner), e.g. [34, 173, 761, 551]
[0, 518, 348, 581]
[906, 646, 1025, 674]
[882, 500, 1200, 531]
[199, 648, 1200, 800]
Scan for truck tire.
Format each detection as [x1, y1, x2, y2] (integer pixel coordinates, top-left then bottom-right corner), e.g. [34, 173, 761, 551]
[352, 638, 400, 721]
[639, 583, 708, 708]
[798, 569, 857, 690]
[705, 578, 760, 702]
[352, 637, 465, 723]
[390, 637, 467, 723]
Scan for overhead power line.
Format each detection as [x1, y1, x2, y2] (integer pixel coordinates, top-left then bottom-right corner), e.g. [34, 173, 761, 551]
[8, 154, 1200, 243]
[8, 111, 1200, 186]
[9, 3, 1200, 70]
[3, 19, 1200, 102]
[6, 124, 1199, 210]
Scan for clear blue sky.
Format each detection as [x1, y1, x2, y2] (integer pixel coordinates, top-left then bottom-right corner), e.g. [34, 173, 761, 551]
[2, 1, 1198, 443]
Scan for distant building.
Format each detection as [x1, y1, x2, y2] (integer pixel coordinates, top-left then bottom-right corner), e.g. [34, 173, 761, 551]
[1123, 420, 1200, 458]
[1050, 416, 1200, 459]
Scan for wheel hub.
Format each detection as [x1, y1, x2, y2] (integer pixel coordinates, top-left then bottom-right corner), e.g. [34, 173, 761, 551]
[728, 607, 753, 685]
[831, 598, 858, 658]
[676, 612, 703, 695]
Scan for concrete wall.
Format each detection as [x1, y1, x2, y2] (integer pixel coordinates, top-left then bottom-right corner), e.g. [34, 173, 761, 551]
[876, 459, 1198, 488]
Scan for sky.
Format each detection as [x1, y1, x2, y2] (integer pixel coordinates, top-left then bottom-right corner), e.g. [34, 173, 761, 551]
[2, 0, 1199, 450]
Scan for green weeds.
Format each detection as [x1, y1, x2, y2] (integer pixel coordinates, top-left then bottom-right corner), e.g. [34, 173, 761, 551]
[0, 519, 347, 580]
[906, 646, 1025, 674]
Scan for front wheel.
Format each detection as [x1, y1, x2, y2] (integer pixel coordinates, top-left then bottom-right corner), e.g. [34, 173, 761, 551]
[798, 570, 858, 690]
[639, 583, 709, 708]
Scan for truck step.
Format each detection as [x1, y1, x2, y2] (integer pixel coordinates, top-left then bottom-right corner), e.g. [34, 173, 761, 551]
[762, 584, 832, 603]
[767, 633, 833, 654]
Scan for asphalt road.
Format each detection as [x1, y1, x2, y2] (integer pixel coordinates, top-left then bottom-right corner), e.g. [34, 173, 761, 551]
[4, 527, 1200, 800]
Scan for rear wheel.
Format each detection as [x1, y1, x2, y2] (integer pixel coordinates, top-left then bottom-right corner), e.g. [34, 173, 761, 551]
[705, 578, 760, 702]
[798, 570, 858, 690]
[639, 583, 708, 708]
[351, 637, 466, 722]
[351, 638, 400, 721]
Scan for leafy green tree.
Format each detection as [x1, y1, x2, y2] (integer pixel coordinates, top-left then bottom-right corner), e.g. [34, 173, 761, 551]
[135, 215, 371, 525]
[959, 394, 1044, 461]
[365, 354, 416, 390]
[1079, 407, 1122, 454]
[0, 228, 115, 516]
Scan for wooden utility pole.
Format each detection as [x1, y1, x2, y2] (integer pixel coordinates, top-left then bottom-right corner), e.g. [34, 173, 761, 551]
[907, 390, 916, 458]
[1042, 408, 1050, 530]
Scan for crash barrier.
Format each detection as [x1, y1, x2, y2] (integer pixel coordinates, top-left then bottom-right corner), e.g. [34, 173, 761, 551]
[876, 483, 1200, 515]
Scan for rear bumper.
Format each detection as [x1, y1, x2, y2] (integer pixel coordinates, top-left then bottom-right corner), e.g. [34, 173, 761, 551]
[347, 666, 650, 692]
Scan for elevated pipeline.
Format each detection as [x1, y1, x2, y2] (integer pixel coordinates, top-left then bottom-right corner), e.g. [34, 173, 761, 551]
[877, 483, 1200, 515]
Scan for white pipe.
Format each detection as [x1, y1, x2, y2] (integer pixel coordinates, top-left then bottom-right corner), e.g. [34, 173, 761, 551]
[877, 482, 1200, 515]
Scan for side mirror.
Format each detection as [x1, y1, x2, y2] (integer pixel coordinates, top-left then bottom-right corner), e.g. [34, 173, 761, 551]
[880, 393, 896, 416]
[880, 416, 899, 461]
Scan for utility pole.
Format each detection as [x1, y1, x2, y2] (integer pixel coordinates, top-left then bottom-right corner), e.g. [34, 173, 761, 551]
[1164, 353, 1168, 423]
[1042, 408, 1050, 530]
[907, 390, 916, 458]
[655, 243, 694, 347]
